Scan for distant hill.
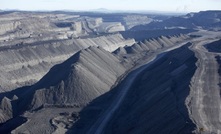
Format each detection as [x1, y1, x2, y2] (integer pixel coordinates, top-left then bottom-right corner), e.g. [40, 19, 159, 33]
[131, 10, 221, 30]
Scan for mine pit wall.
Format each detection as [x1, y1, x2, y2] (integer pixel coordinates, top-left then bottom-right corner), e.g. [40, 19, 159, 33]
[0, 33, 188, 92]
[0, 33, 135, 92]
[105, 44, 197, 134]
[0, 46, 127, 132]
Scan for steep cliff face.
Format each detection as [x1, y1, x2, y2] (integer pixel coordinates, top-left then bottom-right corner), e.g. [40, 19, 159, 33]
[19, 47, 126, 110]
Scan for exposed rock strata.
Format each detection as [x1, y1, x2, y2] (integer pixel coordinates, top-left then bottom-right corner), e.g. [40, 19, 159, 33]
[0, 33, 134, 92]
[114, 34, 189, 55]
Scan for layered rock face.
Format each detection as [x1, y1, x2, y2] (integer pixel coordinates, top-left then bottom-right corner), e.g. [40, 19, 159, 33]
[0, 11, 135, 92]
[0, 33, 134, 92]
[96, 22, 125, 33]
[0, 21, 21, 35]
[0, 10, 220, 134]
[0, 32, 190, 133]
[86, 17, 125, 33]
[0, 14, 58, 42]
[114, 34, 189, 55]
[0, 32, 190, 129]
[72, 33, 134, 51]
[0, 46, 128, 131]
[123, 15, 153, 29]
[20, 46, 126, 110]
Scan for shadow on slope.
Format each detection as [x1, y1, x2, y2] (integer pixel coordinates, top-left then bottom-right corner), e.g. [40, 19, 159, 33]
[17, 46, 126, 111]
[204, 39, 221, 53]
[105, 44, 197, 134]
[0, 46, 127, 133]
[0, 86, 31, 133]
[67, 44, 197, 134]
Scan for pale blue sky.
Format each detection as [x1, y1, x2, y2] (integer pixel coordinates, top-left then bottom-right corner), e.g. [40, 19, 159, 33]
[0, 0, 221, 12]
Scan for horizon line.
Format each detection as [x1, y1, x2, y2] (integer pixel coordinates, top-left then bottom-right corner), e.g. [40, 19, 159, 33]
[1, 8, 209, 14]
[1, 8, 220, 15]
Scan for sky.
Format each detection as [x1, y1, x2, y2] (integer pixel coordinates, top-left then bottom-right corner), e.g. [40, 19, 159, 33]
[0, 0, 221, 13]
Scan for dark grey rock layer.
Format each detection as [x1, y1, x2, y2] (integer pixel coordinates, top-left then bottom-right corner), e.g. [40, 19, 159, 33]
[105, 44, 197, 134]
[204, 39, 221, 52]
